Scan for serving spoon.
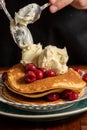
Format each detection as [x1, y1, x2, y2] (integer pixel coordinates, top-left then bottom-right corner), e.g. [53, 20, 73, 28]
[0, 0, 33, 48]
[0, 1, 49, 48]
[0, 1, 50, 23]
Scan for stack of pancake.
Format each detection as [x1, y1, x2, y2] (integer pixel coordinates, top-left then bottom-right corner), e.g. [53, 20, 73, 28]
[1, 63, 86, 104]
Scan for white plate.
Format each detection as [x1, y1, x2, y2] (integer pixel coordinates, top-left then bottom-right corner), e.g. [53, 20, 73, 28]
[0, 82, 87, 113]
[0, 73, 87, 113]
[0, 99, 87, 121]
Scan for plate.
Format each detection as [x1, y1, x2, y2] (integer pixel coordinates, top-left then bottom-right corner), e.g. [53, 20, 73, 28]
[0, 94, 74, 112]
[0, 84, 87, 112]
[0, 72, 87, 113]
[0, 99, 87, 121]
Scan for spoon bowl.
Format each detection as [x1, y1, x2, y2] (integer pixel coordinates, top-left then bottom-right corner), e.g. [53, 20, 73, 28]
[14, 3, 50, 25]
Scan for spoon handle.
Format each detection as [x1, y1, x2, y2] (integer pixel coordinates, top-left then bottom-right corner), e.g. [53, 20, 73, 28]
[0, 0, 13, 21]
[41, 3, 50, 11]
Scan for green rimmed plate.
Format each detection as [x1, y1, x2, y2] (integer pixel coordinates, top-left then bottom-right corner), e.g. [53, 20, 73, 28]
[0, 86, 87, 113]
[0, 99, 87, 121]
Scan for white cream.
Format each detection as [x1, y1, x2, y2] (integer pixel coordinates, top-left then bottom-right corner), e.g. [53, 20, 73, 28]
[21, 43, 42, 65]
[10, 4, 38, 48]
[10, 3, 69, 75]
[14, 3, 39, 26]
[38, 45, 69, 74]
[10, 20, 33, 49]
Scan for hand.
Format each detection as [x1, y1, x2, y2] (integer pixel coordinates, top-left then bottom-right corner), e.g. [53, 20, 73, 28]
[71, 0, 87, 9]
[49, 0, 73, 13]
[49, 0, 87, 13]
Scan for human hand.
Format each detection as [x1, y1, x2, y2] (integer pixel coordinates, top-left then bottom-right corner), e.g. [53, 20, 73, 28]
[71, 0, 87, 10]
[49, 0, 87, 13]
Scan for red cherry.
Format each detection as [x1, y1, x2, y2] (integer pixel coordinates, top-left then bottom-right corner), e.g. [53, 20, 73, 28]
[34, 69, 43, 79]
[25, 63, 37, 71]
[46, 93, 59, 101]
[24, 71, 36, 83]
[61, 89, 78, 101]
[2, 72, 7, 81]
[68, 91, 78, 101]
[44, 69, 56, 77]
[83, 73, 87, 82]
[74, 68, 84, 76]
[39, 68, 47, 74]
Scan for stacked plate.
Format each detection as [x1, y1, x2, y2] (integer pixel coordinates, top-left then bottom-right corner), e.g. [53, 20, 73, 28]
[0, 76, 87, 121]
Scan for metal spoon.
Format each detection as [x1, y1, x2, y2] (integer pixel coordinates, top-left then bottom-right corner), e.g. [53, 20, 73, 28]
[0, 0, 34, 48]
[27, 2, 50, 23]
[14, 3, 50, 25]
[0, 0, 13, 21]
[0, 2, 49, 48]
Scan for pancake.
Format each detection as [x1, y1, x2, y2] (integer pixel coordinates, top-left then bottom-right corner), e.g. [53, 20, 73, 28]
[1, 85, 67, 105]
[3, 63, 86, 99]
[4, 81, 83, 98]
[4, 81, 65, 98]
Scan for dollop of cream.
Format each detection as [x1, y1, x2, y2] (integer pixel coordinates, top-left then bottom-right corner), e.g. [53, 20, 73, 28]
[21, 43, 42, 65]
[38, 45, 69, 74]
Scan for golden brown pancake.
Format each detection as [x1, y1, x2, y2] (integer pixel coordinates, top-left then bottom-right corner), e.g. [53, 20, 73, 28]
[5, 63, 86, 97]
[4, 81, 83, 98]
[2, 85, 67, 105]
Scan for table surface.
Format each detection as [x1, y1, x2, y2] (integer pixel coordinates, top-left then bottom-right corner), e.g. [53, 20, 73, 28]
[0, 65, 87, 130]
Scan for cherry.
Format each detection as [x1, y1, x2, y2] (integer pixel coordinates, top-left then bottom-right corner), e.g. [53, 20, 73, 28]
[68, 91, 78, 101]
[74, 68, 84, 76]
[34, 69, 43, 80]
[46, 93, 59, 101]
[25, 63, 37, 71]
[24, 71, 36, 83]
[44, 70, 56, 77]
[83, 73, 87, 82]
[39, 68, 47, 74]
[2, 72, 7, 81]
[24, 63, 57, 83]
[61, 89, 78, 101]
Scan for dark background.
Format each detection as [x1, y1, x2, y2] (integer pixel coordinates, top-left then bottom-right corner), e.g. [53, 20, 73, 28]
[0, 0, 87, 67]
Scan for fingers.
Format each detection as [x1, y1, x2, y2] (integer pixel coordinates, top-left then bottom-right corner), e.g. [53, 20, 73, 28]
[71, 0, 87, 9]
[49, 0, 87, 13]
[49, 0, 73, 13]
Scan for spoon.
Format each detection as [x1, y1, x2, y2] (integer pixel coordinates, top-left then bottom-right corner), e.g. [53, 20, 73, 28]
[0, 0, 34, 48]
[0, 2, 49, 48]
[14, 3, 50, 25]
[0, 0, 13, 21]
[27, 2, 50, 23]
